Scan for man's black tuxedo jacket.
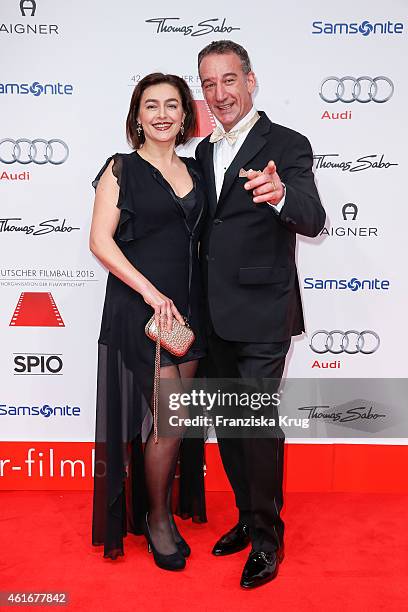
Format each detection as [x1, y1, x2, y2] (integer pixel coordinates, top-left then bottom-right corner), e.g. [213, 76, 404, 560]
[195, 111, 325, 343]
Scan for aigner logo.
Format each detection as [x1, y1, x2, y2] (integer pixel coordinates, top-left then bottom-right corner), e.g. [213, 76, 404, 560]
[342, 203, 358, 221]
[14, 353, 63, 375]
[9, 292, 65, 327]
[20, 0, 36, 16]
[320, 204, 379, 238]
[145, 17, 240, 37]
[0, 1, 59, 35]
[312, 20, 404, 36]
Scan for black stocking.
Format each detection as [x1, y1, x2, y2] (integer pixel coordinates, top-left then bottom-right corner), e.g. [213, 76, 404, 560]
[166, 360, 199, 542]
[144, 359, 198, 555]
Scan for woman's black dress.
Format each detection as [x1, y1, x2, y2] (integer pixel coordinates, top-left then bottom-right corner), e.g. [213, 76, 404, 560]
[91, 152, 208, 560]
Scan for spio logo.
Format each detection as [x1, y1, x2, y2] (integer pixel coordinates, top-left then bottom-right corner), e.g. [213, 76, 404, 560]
[0, 139, 69, 165]
[320, 77, 394, 103]
[342, 203, 358, 221]
[304, 277, 390, 291]
[9, 292, 65, 327]
[312, 20, 404, 35]
[0, 81, 73, 96]
[20, 0, 36, 16]
[13, 353, 63, 375]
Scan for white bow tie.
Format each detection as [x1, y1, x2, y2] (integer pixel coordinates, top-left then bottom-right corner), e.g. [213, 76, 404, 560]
[209, 111, 260, 145]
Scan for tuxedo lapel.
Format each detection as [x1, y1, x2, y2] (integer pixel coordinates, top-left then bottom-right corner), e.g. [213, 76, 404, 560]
[217, 112, 271, 209]
[199, 138, 217, 216]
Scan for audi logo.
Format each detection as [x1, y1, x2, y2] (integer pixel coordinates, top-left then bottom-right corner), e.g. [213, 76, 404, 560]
[0, 139, 69, 165]
[309, 330, 380, 354]
[319, 76, 394, 103]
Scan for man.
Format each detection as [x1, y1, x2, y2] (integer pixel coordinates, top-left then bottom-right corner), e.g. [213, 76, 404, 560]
[195, 40, 325, 589]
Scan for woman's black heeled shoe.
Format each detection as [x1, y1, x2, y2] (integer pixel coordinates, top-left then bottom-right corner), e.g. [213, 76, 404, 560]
[144, 513, 186, 571]
[176, 539, 191, 559]
[169, 514, 191, 558]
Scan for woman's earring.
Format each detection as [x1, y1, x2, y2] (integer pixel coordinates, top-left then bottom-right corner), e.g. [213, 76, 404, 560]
[136, 122, 143, 136]
[180, 122, 185, 136]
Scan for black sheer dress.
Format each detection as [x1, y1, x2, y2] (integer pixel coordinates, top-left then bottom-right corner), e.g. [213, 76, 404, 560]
[91, 152, 208, 560]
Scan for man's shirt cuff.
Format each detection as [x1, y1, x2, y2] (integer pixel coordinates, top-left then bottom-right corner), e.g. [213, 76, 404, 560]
[268, 183, 286, 214]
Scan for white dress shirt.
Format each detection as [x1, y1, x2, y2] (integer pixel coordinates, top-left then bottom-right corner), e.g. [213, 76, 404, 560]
[212, 106, 285, 213]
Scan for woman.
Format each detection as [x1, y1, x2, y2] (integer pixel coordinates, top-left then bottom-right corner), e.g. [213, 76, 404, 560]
[90, 73, 207, 570]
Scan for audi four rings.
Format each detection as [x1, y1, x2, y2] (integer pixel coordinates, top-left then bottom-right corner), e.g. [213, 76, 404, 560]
[309, 330, 380, 354]
[319, 76, 394, 103]
[0, 139, 69, 164]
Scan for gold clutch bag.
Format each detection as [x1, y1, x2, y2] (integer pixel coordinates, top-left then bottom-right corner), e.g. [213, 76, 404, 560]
[145, 315, 195, 357]
[145, 315, 195, 443]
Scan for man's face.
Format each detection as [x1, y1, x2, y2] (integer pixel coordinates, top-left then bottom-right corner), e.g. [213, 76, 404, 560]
[199, 52, 256, 132]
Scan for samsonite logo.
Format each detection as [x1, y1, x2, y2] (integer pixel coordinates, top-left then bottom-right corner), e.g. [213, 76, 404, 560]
[303, 277, 390, 291]
[0, 81, 72, 95]
[312, 20, 404, 36]
[0, 403, 80, 417]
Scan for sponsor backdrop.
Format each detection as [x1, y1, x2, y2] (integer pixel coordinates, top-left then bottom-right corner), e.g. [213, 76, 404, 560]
[1, 0, 407, 490]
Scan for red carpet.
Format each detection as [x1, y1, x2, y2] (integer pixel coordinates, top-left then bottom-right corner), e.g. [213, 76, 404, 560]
[1, 491, 407, 611]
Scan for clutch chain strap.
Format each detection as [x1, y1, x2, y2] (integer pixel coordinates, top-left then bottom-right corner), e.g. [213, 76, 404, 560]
[152, 320, 161, 444]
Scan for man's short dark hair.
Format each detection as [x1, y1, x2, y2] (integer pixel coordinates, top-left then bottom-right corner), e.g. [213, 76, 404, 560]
[198, 40, 252, 76]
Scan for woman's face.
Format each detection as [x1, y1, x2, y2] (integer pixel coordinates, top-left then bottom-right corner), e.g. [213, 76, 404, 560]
[138, 83, 185, 146]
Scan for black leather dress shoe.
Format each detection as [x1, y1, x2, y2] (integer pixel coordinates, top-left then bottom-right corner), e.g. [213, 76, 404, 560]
[240, 549, 283, 589]
[212, 523, 250, 556]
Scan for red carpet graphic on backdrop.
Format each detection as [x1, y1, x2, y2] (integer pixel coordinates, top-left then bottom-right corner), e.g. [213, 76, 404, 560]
[194, 100, 216, 137]
[9, 292, 65, 327]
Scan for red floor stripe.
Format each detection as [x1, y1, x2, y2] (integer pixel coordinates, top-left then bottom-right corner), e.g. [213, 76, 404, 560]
[9, 292, 65, 327]
[1, 442, 407, 493]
